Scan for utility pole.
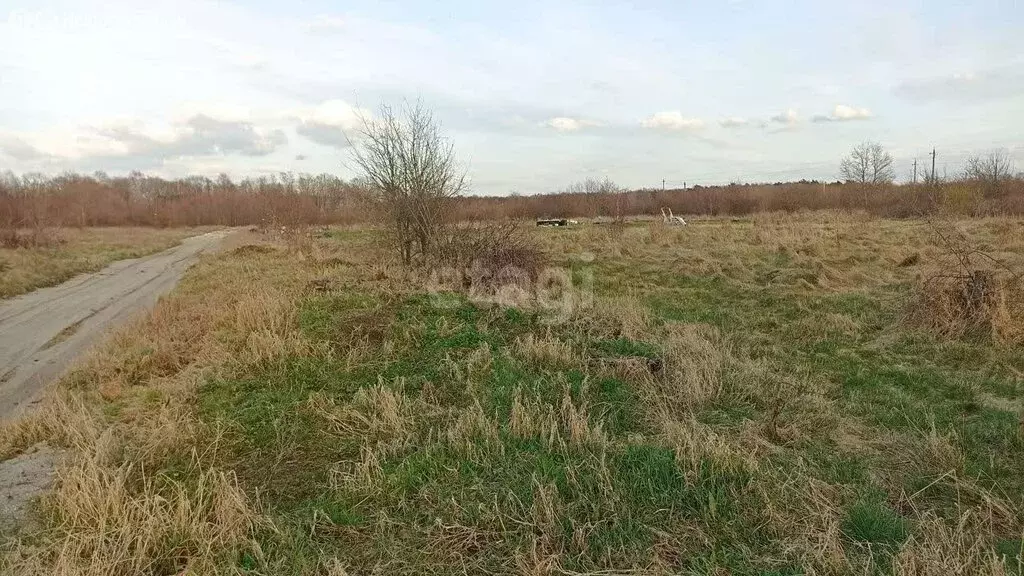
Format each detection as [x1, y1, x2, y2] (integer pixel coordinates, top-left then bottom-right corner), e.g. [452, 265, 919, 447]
[930, 148, 937, 183]
[912, 158, 917, 184]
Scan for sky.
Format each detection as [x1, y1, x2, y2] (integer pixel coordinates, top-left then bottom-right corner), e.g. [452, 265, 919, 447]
[1, 0, 1022, 195]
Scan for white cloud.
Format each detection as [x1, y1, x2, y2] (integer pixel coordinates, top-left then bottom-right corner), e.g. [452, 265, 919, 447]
[640, 111, 704, 131]
[290, 100, 368, 148]
[0, 110, 287, 169]
[769, 108, 799, 126]
[546, 117, 582, 132]
[543, 117, 600, 132]
[832, 104, 871, 120]
[1, 126, 129, 161]
[96, 115, 286, 160]
[291, 100, 366, 131]
[719, 116, 748, 128]
[812, 104, 872, 122]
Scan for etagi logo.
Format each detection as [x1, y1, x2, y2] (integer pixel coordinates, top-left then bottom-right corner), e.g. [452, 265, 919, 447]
[425, 252, 595, 324]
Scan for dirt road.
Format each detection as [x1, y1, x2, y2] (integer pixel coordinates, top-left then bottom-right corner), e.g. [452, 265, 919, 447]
[0, 230, 231, 421]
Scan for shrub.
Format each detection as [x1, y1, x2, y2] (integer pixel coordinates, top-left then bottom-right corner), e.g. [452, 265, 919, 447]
[352, 102, 466, 264]
[433, 221, 546, 293]
[908, 221, 1023, 344]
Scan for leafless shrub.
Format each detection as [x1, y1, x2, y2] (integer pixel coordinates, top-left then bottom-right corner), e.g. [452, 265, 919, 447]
[964, 150, 1016, 199]
[351, 101, 466, 264]
[433, 221, 547, 292]
[908, 220, 1023, 343]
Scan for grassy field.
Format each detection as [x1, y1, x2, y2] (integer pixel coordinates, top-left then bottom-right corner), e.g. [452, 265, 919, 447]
[0, 227, 208, 299]
[2, 214, 1023, 575]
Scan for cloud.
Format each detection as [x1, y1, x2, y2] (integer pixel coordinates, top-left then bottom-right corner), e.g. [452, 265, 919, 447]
[291, 100, 366, 148]
[894, 67, 1024, 103]
[832, 104, 872, 120]
[296, 122, 350, 148]
[543, 117, 599, 132]
[99, 115, 287, 158]
[641, 111, 704, 131]
[291, 100, 365, 130]
[811, 104, 872, 123]
[719, 116, 748, 128]
[1, 112, 288, 174]
[0, 133, 49, 161]
[769, 108, 799, 126]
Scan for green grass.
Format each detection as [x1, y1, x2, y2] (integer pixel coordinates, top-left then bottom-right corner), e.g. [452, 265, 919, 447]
[199, 292, 774, 572]
[187, 221, 1024, 574]
[841, 498, 909, 548]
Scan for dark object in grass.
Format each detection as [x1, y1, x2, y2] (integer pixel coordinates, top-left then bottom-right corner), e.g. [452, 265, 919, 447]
[536, 219, 568, 227]
[306, 278, 334, 293]
[646, 357, 664, 374]
[898, 252, 920, 267]
[230, 244, 276, 256]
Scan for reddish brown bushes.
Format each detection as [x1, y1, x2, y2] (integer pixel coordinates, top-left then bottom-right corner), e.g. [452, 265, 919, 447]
[0, 172, 369, 228]
[2, 171, 1023, 229]
[454, 179, 1024, 221]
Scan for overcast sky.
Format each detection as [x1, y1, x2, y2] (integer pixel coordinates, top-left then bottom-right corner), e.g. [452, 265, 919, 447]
[1, 0, 1022, 194]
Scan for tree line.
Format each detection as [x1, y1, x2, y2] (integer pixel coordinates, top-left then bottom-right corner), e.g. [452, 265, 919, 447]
[2, 136, 1022, 233]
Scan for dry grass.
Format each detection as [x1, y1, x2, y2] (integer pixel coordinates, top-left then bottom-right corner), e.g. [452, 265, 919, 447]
[892, 512, 1014, 575]
[15, 461, 259, 575]
[901, 219, 1024, 344]
[3, 214, 1023, 574]
[910, 266, 1023, 345]
[0, 231, 334, 574]
[0, 227, 210, 299]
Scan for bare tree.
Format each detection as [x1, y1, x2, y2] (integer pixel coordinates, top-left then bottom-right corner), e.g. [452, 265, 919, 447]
[351, 102, 467, 264]
[560, 177, 624, 219]
[964, 150, 1015, 198]
[561, 177, 619, 196]
[840, 141, 895, 187]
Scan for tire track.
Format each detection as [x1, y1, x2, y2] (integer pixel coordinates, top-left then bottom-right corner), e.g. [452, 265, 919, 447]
[0, 230, 231, 421]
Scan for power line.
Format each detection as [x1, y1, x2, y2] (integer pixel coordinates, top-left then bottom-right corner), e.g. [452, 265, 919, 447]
[647, 144, 1021, 189]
